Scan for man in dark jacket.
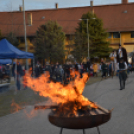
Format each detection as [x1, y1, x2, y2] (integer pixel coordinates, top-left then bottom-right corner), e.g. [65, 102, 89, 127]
[117, 58, 127, 90]
[87, 59, 90, 72]
[16, 62, 23, 90]
[35, 64, 40, 78]
[74, 62, 78, 71]
[117, 44, 128, 64]
[101, 61, 107, 78]
[64, 63, 70, 84]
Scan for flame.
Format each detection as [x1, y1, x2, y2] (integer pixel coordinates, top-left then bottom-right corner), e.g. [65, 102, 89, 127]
[11, 100, 22, 113]
[11, 100, 37, 119]
[25, 71, 98, 116]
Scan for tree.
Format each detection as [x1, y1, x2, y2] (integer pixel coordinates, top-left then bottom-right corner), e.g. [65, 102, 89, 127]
[34, 20, 65, 63]
[73, 12, 112, 62]
[6, 32, 19, 47]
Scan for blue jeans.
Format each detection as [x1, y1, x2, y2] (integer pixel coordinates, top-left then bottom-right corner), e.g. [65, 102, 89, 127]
[16, 75, 21, 90]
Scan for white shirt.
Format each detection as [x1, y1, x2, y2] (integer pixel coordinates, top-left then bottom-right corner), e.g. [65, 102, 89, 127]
[118, 48, 123, 58]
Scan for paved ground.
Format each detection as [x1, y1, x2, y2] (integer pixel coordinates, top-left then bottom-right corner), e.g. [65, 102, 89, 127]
[0, 73, 134, 134]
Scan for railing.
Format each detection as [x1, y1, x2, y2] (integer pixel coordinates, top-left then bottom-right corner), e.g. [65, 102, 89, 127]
[107, 38, 120, 44]
[122, 38, 134, 44]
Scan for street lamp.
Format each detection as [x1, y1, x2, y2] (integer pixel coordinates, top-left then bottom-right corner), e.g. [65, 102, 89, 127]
[79, 18, 96, 59]
[22, 0, 28, 70]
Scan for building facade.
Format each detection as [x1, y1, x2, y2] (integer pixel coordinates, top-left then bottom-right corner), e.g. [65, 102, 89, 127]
[0, 0, 134, 61]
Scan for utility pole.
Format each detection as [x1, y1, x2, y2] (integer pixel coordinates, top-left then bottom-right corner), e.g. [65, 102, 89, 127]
[22, 0, 28, 70]
[87, 19, 89, 59]
[79, 18, 96, 59]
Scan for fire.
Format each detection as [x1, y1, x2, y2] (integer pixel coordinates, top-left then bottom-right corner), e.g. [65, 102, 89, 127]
[11, 100, 22, 113]
[25, 71, 98, 116]
[11, 100, 38, 119]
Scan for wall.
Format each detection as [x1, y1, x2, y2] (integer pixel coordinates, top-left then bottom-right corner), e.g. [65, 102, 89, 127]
[107, 33, 120, 50]
[18, 38, 34, 65]
[64, 35, 75, 59]
[107, 32, 134, 53]
[17, 32, 134, 65]
[121, 32, 134, 52]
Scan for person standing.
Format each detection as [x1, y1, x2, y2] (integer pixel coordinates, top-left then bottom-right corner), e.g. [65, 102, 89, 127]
[117, 44, 128, 64]
[117, 58, 127, 90]
[59, 65, 64, 83]
[87, 59, 91, 74]
[64, 63, 70, 84]
[55, 65, 63, 83]
[109, 50, 117, 77]
[45, 62, 52, 77]
[16, 62, 22, 90]
[35, 64, 40, 78]
[74, 62, 78, 72]
[101, 61, 107, 78]
[93, 63, 98, 77]
[80, 62, 83, 78]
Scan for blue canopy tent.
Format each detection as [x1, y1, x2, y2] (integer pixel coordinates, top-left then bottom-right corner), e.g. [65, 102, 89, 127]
[0, 39, 34, 59]
[0, 39, 34, 88]
[0, 59, 12, 64]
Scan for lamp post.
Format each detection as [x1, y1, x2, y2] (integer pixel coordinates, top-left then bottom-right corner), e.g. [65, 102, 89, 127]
[79, 18, 96, 59]
[22, 0, 28, 70]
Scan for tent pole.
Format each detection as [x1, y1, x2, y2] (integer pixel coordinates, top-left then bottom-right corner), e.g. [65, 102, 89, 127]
[15, 59, 17, 90]
[9, 59, 14, 83]
[33, 58, 35, 77]
[22, 0, 28, 70]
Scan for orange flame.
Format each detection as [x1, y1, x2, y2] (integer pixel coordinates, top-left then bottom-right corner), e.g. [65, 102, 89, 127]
[11, 100, 22, 113]
[24, 71, 98, 111]
[11, 100, 38, 119]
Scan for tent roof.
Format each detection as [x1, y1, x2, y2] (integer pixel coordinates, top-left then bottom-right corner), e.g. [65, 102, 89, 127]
[0, 59, 12, 64]
[0, 39, 34, 59]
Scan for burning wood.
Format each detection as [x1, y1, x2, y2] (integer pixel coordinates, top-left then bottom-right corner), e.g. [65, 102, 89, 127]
[34, 105, 58, 110]
[34, 103, 109, 117]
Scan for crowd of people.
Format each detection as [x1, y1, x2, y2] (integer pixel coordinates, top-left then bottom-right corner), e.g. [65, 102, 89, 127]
[1, 44, 134, 91]
[34, 59, 133, 84]
[34, 61, 91, 84]
[33, 44, 134, 91]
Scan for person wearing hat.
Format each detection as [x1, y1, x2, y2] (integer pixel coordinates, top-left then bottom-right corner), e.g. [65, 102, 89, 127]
[117, 44, 128, 64]
[117, 57, 127, 90]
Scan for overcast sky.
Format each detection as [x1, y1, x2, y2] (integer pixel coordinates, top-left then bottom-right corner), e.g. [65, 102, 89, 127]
[0, 0, 134, 11]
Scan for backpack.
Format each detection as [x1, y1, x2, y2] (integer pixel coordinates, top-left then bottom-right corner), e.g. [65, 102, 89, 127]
[56, 68, 62, 76]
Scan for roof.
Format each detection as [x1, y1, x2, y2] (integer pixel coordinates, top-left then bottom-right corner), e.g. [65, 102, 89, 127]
[0, 2, 134, 37]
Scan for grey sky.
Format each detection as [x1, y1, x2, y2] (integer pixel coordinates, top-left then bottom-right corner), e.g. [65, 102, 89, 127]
[1, 0, 134, 11]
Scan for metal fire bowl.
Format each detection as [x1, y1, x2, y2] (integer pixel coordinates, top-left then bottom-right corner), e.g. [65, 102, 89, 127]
[48, 111, 111, 129]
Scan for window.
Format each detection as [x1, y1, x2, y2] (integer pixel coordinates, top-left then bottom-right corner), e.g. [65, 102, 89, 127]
[131, 32, 134, 38]
[19, 37, 25, 43]
[108, 33, 112, 38]
[113, 32, 120, 38]
[29, 37, 34, 42]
